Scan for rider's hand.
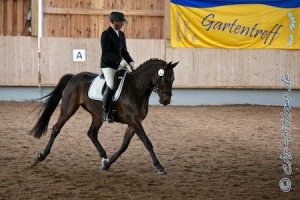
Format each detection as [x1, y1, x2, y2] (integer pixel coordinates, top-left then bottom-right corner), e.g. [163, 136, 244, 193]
[129, 62, 135, 70]
[120, 59, 128, 68]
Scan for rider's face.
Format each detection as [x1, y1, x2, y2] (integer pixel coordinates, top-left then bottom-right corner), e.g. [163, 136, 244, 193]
[113, 20, 126, 30]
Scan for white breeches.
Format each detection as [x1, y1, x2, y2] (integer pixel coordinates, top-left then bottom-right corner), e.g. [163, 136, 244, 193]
[102, 66, 123, 89]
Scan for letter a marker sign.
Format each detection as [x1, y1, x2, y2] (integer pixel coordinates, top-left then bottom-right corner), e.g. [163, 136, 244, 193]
[73, 49, 86, 62]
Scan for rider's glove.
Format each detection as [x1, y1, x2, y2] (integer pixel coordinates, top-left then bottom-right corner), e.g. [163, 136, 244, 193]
[120, 59, 128, 68]
[129, 62, 135, 71]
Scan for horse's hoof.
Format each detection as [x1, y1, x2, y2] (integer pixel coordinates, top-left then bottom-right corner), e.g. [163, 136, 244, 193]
[36, 153, 44, 162]
[100, 158, 110, 171]
[157, 168, 167, 175]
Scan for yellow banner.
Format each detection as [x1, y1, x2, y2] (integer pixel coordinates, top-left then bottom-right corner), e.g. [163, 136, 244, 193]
[171, 1, 300, 49]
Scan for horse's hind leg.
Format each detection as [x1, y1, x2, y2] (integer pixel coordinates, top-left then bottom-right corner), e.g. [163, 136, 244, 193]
[87, 117, 108, 164]
[101, 126, 135, 171]
[36, 100, 80, 162]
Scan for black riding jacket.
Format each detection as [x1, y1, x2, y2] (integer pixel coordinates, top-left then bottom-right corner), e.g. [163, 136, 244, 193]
[100, 26, 133, 70]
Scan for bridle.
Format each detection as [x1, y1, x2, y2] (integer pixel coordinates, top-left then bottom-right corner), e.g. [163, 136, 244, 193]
[131, 68, 174, 96]
[153, 73, 174, 96]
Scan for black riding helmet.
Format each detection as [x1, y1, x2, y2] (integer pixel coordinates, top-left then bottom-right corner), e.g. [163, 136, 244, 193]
[109, 11, 127, 22]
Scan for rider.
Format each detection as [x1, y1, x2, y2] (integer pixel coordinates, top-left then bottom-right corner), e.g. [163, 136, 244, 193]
[100, 11, 135, 123]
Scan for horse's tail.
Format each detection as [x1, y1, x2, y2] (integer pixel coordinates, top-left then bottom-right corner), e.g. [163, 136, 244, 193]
[29, 74, 74, 138]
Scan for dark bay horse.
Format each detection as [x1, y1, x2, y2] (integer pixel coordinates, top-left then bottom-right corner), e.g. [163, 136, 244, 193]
[29, 58, 178, 175]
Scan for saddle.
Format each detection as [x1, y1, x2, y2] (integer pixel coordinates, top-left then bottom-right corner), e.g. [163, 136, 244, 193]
[88, 69, 128, 101]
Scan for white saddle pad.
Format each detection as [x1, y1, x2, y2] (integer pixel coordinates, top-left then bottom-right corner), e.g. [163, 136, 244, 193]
[88, 72, 128, 101]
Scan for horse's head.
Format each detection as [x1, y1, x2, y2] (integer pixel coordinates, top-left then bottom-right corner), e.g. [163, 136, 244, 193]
[155, 61, 179, 106]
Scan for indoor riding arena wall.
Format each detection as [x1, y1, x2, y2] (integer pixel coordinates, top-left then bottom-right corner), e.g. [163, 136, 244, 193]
[0, 1, 300, 199]
[1, 36, 299, 89]
[0, 0, 299, 89]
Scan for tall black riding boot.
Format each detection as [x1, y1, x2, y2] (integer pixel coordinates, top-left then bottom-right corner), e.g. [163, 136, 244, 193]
[102, 87, 114, 123]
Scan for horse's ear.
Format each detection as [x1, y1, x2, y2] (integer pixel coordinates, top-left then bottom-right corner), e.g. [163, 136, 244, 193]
[169, 61, 179, 69]
[166, 61, 172, 68]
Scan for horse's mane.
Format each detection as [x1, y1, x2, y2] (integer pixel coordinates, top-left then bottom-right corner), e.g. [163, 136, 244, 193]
[137, 58, 166, 70]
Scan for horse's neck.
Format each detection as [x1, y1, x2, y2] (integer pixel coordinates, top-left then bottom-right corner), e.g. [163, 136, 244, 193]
[133, 66, 157, 86]
[127, 64, 159, 102]
[135, 60, 165, 83]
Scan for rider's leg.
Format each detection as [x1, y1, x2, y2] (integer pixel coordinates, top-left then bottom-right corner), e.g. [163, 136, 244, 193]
[101, 68, 116, 123]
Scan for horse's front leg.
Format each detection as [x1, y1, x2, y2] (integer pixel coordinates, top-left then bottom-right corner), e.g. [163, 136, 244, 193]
[87, 119, 108, 162]
[133, 122, 167, 175]
[100, 126, 135, 171]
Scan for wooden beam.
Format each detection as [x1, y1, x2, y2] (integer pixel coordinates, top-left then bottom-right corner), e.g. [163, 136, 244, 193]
[3, 0, 8, 35]
[6, 0, 13, 35]
[12, 0, 17, 35]
[164, 0, 170, 39]
[31, 0, 38, 36]
[16, 0, 24, 35]
[43, 7, 164, 16]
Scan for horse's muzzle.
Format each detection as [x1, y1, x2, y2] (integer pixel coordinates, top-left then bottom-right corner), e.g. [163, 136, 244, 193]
[159, 96, 171, 106]
[160, 100, 169, 106]
[159, 91, 172, 105]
